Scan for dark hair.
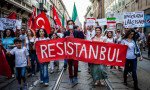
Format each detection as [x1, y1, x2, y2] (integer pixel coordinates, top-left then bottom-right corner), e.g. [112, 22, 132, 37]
[95, 26, 102, 31]
[51, 33, 60, 39]
[14, 38, 22, 43]
[36, 28, 48, 38]
[67, 20, 75, 25]
[106, 31, 113, 38]
[27, 29, 34, 37]
[74, 25, 79, 29]
[3, 29, 15, 38]
[21, 28, 26, 31]
[123, 29, 136, 40]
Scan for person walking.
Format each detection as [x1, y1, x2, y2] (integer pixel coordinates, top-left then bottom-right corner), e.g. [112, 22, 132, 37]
[91, 27, 107, 86]
[121, 29, 141, 90]
[7, 39, 31, 90]
[35, 28, 49, 86]
[103, 30, 116, 69]
[63, 20, 84, 84]
[25, 29, 39, 75]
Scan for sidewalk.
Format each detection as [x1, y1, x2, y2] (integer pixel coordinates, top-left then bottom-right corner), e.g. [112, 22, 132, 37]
[142, 50, 150, 60]
[1, 62, 135, 90]
[59, 62, 133, 90]
[0, 76, 15, 89]
[107, 69, 133, 90]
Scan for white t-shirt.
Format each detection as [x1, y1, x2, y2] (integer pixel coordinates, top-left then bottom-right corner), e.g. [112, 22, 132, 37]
[10, 47, 29, 67]
[121, 39, 136, 59]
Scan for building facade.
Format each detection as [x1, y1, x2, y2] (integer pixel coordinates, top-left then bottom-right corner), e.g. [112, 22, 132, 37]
[0, 0, 33, 27]
[104, 0, 150, 34]
[0, 0, 70, 29]
[85, 0, 105, 19]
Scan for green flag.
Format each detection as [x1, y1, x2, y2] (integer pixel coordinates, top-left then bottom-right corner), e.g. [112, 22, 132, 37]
[72, 3, 81, 26]
[72, 3, 78, 22]
[62, 13, 65, 27]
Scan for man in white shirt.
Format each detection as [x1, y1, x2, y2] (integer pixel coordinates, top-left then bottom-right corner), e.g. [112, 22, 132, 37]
[85, 25, 95, 41]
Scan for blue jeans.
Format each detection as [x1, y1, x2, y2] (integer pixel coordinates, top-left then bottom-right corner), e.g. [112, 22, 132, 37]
[40, 63, 49, 83]
[15, 67, 26, 84]
[124, 58, 138, 87]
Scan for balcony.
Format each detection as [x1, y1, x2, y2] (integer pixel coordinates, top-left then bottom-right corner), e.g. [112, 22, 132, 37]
[5, 0, 32, 13]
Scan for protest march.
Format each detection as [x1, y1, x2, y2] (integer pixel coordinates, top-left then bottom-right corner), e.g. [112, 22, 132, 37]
[0, 0, 150, 90]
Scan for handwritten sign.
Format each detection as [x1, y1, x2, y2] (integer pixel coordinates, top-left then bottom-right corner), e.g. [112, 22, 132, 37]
[0, 18, 22, 31]
[124, 11, 144, 28]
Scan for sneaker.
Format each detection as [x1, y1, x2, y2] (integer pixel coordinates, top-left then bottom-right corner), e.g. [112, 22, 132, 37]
[73, 77, 78, 84]
[12, 74, 15, 78]
[44, 83, 49, 86]
[50, 70, 54, 74]
[40, 81, 43, 84]
[94, 80, 99, 86]
[100, 80, 105, 86]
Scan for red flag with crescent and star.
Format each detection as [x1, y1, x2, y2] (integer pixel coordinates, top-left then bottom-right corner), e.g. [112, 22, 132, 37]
[52, 6, 62, 27]
[34, 11, 51, 34]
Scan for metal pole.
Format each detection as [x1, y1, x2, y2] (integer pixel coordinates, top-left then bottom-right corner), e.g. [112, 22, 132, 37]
[52, 68, 64, 90]
[104, 79, 113, 90]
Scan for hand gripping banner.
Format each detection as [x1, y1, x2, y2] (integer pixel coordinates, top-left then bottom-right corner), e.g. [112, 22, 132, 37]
[35, 37, 128, 66]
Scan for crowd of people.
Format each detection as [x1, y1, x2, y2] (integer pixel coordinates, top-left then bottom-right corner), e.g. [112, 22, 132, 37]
[0, 19, 150, 90]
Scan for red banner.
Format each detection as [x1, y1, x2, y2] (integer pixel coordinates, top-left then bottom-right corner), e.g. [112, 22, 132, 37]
[35, 38, 128, 66]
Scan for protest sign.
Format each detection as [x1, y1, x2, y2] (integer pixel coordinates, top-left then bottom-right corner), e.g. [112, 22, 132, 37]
[124, 11, 144, 28]
[0, 18, 21, 31]
[97, 18, 107, 26]
[35, 37, 127, 66]
[107, 18, 116, 29]
[86, 18, 96, 26]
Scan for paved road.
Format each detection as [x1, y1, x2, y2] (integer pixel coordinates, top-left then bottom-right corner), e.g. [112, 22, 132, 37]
[2, 57, 150, 90]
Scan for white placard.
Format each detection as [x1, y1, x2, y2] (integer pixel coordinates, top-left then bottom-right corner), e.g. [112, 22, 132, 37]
[86, 18, 96, 26]
[0, 18, 22, 31]
[97, 18, 107, 26]
[124, 11, 144, 28]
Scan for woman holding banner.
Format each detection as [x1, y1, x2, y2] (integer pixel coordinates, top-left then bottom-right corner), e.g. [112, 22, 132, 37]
[91, 26, 107, 86]
[35, 28, 49, 86]
[104, 30, 116, 69]
[121, 29, 141, 90]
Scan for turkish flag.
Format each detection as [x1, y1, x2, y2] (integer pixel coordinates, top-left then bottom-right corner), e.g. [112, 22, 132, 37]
[52, 6, 62, 27]
[28, 7, 37, 34]
[35, 11, 51, 34]
[7, 12, 17, 19]
[0, 49, 12, 78]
